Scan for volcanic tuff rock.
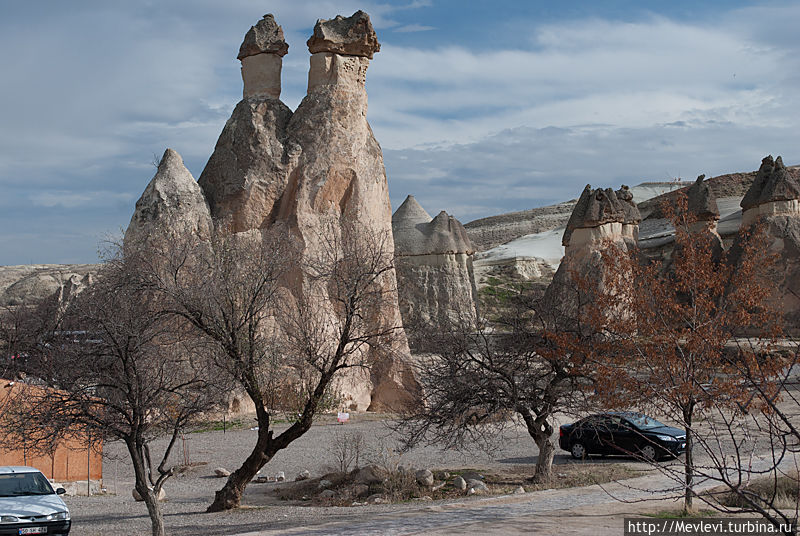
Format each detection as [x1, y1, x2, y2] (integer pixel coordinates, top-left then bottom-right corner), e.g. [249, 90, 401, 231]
[125, 148, 212, 246]
[393, 196, 479, 338]
[686, 175, 720, 223]
[0, 265, 98, 307]
[306, 11, 380, 59]
[562, 186, 626, 250]
[544, 185, 634, 324]
[238, 14, 289, 59]
[730, 155, 800, 332]
[195, 11, 416, 411]
[741, 155, 800, 227]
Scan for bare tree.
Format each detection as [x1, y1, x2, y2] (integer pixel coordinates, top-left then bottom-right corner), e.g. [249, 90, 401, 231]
[577, 193, 790, 515]
[399, 285, 591, 483]
[0, 247, 222, 536]
[139, 221, 408, 511]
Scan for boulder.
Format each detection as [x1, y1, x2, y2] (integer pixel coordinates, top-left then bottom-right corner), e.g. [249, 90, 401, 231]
[319, 489, 336, 499]
[513, 486, 526, 494]
[295, 470, 311, 482]
[275, 471, 285, 482]
[415, 469, 434, 487]
[352, 484, 370, 498]
[132, 487, 166, 502]
[452, 476, 467, 490]
[354, 465, 383, 486]
[467, 479, 489, 494]
[214, 468, 230, 478]
[318, 479, 333, 490]
[306, 10, 380, 59]
[238, 14, 289, 60]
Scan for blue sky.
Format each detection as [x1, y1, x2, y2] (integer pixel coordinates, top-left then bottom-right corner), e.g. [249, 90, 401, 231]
[0, 1, 798, 265]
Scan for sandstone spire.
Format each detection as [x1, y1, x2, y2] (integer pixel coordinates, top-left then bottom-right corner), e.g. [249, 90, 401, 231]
[615, 185, 641, 250]
[125, 148, 212, 246]
[198, 15, 293, 233]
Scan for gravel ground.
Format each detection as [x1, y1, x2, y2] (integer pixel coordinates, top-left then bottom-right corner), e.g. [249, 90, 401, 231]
[63, 414, 557, 536]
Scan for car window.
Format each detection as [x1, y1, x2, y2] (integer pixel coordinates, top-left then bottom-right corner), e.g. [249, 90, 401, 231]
[0, 472, 55, 497]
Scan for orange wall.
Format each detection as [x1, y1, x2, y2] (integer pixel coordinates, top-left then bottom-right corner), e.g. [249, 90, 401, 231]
[0, 381, 103, 481]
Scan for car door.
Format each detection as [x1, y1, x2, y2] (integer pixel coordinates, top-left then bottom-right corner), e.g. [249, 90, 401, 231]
[576, 415, 610, 454]
[612, 417, 640, 455]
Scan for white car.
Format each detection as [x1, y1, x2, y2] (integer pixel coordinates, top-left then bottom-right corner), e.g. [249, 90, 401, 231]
[0, 467, 70, 535]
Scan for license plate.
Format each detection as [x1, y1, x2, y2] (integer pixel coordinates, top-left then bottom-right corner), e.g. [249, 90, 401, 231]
[19, 528, 47, 535]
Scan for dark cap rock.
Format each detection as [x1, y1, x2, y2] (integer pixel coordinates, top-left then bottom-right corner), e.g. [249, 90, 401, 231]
[687, 174, 719, 221]
[615, 185, 642, 225]
[238, 14, 289, 60]
[741, 155, 800, 210]
[307, 10, 380, 59]
[562, 185, 625, 246]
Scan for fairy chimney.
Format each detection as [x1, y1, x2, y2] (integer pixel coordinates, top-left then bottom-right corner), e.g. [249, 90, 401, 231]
[239, 14, 289, 99]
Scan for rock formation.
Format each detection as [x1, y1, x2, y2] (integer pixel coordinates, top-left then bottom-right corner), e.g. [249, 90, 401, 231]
[392, 196, 479, 338]
[0, 265, 98, 307]
[193, 11, 417, 411]
[543, 185, 635, 323]
[125, 148, 212, 246]
[731, 155, 800, 332]
[740, 156, 800, 227]
[615, 185, 641, 250]
[198, 14, 292, 233]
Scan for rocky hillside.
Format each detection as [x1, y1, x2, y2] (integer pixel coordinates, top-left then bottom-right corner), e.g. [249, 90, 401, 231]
[0, 264, 98, 306]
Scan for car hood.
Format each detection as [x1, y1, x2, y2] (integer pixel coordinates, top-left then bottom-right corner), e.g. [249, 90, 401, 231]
[645, 426, 685, 438]
[0, 494, 67, 516]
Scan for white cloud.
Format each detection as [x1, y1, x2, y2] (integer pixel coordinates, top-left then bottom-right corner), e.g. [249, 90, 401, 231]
[394, 24, 436, 33]
[30, 191, 135, 209]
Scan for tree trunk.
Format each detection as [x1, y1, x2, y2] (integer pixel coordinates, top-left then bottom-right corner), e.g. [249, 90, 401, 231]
[207, 405, 272, 512]
[684, 420, 694, 512]
[520, 409, 555, 483]
[532, 432, 555, 483]
[141, 492, 166, 536]
[126, 439, 166, 536]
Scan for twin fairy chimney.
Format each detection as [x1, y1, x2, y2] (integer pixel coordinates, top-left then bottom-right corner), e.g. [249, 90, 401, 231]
[392, 196, 479, 339]
[126, 12, 418, 411]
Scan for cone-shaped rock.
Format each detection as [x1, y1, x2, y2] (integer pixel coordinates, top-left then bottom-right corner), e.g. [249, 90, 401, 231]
[125, 148, 212, 246]
[393, 197, 478, 337]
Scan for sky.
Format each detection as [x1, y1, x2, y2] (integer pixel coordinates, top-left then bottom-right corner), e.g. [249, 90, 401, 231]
[0, 1, 798, 265]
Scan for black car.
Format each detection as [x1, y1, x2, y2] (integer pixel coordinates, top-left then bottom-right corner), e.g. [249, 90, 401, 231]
[559, 412, 686, 461]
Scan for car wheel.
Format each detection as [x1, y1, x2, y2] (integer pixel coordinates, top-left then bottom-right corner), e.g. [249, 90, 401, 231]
[571, 442, 587, 460]
[639, 445, 657, 461]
